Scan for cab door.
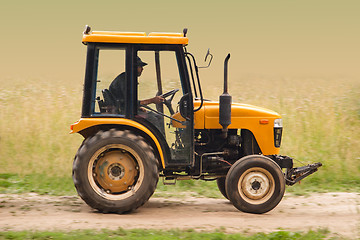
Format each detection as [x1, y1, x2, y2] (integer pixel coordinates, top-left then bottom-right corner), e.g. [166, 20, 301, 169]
[135, 45, 193, 166]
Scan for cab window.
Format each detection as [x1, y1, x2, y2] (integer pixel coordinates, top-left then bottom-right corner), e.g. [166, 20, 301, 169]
[92, 47, 126, 115]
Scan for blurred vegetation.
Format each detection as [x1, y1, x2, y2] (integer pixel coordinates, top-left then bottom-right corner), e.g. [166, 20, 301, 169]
[0, 75, 359, 195]
[0, 228, 336, 240]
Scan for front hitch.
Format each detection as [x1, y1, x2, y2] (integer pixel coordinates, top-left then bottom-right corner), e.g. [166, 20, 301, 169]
[269, 155, 322, 186]
[285, 162, 322, 186]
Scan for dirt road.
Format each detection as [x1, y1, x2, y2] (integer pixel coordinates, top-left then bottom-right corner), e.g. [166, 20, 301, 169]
[1, 192, 359, 238]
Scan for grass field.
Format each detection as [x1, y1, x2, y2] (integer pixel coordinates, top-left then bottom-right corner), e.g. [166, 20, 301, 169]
[0, 75, 359, 195]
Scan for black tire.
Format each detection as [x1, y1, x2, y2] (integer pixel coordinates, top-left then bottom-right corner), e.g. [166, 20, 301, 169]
[225, 155, 285, 214]
[72, 129, 159, 213]
[216, 177, 228, 200]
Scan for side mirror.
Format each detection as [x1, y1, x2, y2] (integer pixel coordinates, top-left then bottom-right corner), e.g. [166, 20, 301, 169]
[179, 93, 191, 120]
[199, 48, 213, 69]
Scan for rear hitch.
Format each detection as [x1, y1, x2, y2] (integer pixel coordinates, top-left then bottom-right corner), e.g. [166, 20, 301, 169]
[269, 155, 322, 186]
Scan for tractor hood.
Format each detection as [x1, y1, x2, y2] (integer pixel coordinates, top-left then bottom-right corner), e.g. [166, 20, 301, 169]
[193, 100, 281, 129]
[172, 100, 282, 155]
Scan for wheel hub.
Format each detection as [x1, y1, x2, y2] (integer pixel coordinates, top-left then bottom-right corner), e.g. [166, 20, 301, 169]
[251, 180, 261, 190]
[108, 163, 125, 180]
[241, 171, 271, 200]
[94, 150, 138, 193]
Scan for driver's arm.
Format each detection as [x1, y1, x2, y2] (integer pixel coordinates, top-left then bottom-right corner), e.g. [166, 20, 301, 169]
[139, 96, 164, 105]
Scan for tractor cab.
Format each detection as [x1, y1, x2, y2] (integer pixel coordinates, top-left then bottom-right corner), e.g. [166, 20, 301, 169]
[76, 27, 197, 168]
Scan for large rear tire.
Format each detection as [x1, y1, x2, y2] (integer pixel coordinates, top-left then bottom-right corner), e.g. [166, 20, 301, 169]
[72, 129, 159, 213]
[225, 155, 285, 214]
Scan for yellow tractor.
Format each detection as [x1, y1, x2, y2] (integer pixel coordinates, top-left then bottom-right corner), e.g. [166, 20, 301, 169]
[71, 26, 321, 214]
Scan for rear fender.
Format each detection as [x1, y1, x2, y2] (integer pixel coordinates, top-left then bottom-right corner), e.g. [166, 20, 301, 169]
[70, 118, 167, 168]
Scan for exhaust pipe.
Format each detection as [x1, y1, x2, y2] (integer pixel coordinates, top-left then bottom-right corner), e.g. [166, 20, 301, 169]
[219, 54, 232, 138]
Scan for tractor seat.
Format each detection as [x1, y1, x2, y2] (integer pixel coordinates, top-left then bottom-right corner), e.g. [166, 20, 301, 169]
[102, 89, 116, 106]
[100, 89, 119, 114]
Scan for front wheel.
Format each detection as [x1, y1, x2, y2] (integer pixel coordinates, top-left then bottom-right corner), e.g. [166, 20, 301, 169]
[225, 155, 285, 214]
[72, 129, 159, 213]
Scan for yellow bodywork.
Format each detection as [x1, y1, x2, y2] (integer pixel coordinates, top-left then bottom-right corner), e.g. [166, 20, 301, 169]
[82, 31, 188, 45]
[70, 118, 166, 168]
[172, 101, 281, 155]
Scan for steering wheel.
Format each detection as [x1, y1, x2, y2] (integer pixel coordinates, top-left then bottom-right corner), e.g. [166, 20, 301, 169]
[161, 89, 179, 99]
[158, 89, 179, 115]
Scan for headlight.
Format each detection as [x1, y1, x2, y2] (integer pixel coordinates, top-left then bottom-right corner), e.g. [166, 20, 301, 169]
[274, 118, 283, 148]
[274, 118, 283, 128]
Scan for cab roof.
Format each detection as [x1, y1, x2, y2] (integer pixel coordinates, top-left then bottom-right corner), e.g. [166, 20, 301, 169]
[82, 29, 189, 45]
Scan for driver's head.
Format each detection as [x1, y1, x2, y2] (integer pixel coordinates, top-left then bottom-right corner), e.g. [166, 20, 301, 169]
[137, 57, 147, 77]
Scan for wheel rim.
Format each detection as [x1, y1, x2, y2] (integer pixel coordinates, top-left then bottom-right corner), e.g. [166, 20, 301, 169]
[238, 167, 275, 205]
[87, 144, 145, 200]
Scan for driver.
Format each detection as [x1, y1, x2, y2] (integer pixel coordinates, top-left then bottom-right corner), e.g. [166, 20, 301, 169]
[109, 57, 164, 107]
[109, 56, 165, 134]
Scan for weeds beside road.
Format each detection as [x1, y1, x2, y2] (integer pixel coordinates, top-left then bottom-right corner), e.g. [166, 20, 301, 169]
[0, 228, 333, 240]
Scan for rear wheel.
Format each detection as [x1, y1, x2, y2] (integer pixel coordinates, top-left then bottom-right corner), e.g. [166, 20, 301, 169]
[72, 129, 159, 213]
[225, 155, 285, 214]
